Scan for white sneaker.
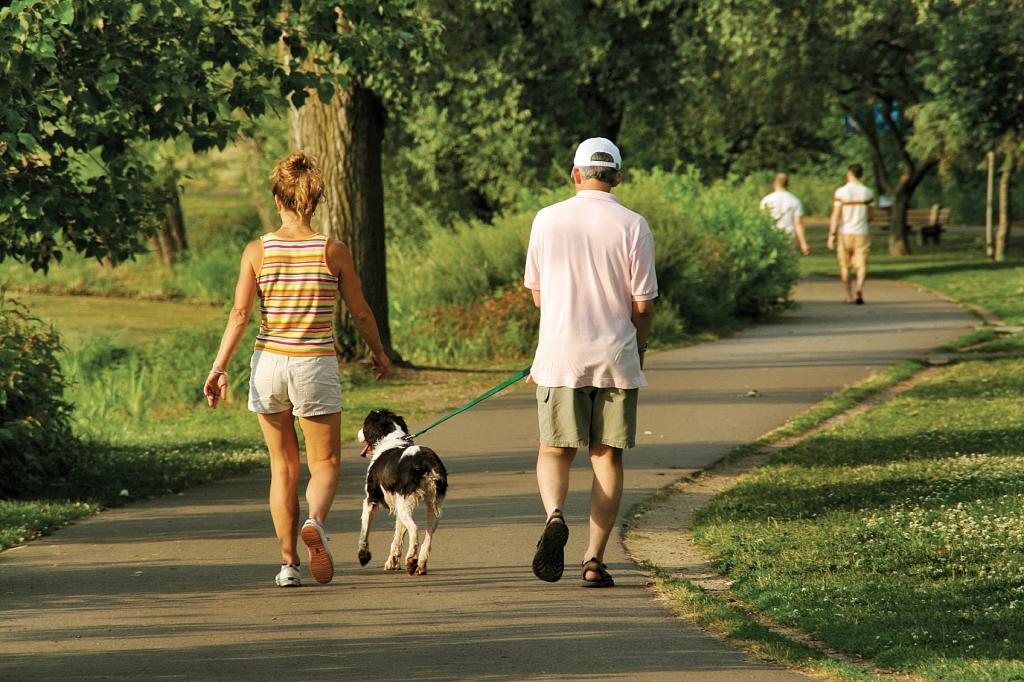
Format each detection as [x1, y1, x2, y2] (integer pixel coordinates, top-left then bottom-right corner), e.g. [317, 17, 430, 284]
[300, 518, 334, 584]
[275, 563, 301, 587]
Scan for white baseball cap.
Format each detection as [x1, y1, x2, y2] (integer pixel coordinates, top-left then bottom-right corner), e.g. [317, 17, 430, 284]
[573, 137, 622, 170]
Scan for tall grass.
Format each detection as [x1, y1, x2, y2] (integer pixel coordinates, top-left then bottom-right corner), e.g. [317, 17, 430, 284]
[62, 323, 260, 442]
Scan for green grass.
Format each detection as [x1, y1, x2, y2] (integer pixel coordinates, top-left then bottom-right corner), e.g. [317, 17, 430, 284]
[19, 292, 225, 346]
[0, 499, 99, 548]
[648, 566, 879, 681]
[762, 359, 927, 444]
[660, 234, 1024, 680]
[692, 358, 1024, 680]
[0, 192, 260, 304]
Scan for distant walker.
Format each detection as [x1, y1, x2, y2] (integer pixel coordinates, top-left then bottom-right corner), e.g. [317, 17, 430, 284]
[759, 173, 810, 256]
[828, 163, 874, 305]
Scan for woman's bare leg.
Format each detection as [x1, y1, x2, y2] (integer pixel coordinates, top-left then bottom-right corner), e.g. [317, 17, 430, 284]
[257, 411, 301, 564]
[297, 412, 341, 525]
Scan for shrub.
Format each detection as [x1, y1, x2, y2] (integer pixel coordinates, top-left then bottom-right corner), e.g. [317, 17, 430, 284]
[0, 295, 77, 497]
[389, 169, 799, 364]
[392, 288, 538, 366]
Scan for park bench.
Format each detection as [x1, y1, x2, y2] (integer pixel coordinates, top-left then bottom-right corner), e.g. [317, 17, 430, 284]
[909, 205, 949, 245]
[867, 204, 949, 245]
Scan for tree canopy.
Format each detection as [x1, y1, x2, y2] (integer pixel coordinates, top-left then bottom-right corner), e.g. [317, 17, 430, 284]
[0, 0, 430, 270]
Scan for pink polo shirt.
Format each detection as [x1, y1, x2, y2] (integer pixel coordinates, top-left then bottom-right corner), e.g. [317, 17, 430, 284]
[524, 189, 658, 389]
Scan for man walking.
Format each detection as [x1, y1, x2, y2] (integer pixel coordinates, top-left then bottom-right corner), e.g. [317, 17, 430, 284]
[523, 138, 658, 588]
[760, 173, 810, 255]
[828, 163, 874, 304]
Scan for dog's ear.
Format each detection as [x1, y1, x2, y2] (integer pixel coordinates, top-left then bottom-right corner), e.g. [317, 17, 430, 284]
[362, 410, 387, 444]
[395, 415, 410, 436]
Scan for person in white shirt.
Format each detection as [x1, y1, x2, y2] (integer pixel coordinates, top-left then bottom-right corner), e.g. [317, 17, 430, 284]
[524, 137, 658, 588]
[827, 163, 874, 304]
[759, 174, 810, 255]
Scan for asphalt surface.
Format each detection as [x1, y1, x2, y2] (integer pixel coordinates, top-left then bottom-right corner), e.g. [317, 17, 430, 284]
[0, 278, 975, 681]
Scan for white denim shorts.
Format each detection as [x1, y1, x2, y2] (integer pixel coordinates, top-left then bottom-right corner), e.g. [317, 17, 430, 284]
[247, 350, 342, 418]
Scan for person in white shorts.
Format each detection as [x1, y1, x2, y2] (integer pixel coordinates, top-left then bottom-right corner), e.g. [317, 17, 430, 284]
[828, 163, 874, 304]
[203, 153, 390, 587]
[760, 173, 810, 255]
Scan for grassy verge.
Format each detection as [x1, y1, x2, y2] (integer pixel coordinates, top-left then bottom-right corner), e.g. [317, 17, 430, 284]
[647, 565, 879, 681]
[681, 238, 1024, 681]
[0, 193, 260, 304]
[732, 358, 928, 459]
[693, 357, 1024, 680]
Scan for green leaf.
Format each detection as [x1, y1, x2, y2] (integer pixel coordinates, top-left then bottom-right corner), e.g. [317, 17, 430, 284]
[56, 1, 74, 25]
[95, 72, 119, 93]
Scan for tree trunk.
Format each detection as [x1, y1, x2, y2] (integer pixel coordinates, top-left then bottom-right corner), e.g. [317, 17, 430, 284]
[888, 192, 911, 255]
[289, 85, 399, 363]
[165, 180, 187, 254]
[994, 151, 1014, 262]
[150, 177, 186, 266]
[239, 136, 278, 233]
[887, 161, 936, 256]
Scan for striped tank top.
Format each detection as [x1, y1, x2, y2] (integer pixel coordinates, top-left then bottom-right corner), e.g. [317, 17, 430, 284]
[254, 233, 338, 357]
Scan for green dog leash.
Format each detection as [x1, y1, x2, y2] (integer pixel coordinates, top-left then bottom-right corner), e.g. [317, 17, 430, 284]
[413, 367, 531, 438]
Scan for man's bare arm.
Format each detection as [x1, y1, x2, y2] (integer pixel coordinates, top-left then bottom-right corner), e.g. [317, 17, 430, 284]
[827, 203, 841, 250]
[631, 299, 656, 368]
[794, 215, 810, 255]
[530, 288, 541, 309]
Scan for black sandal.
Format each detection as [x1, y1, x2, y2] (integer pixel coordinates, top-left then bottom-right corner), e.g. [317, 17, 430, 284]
[580, 558, 615, 588]
[532, 509, 569, 582]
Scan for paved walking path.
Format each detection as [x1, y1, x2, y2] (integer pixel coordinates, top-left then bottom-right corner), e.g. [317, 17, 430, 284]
[0, 279, 974, 681]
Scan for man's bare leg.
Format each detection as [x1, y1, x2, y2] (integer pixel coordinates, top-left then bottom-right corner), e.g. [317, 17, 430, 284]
[839, 265, 854, 303]
[855, 265, 867, 301]
[584, 443, 623, 580]
[533, 444, 576, 581]
[537, 445, 576, 516]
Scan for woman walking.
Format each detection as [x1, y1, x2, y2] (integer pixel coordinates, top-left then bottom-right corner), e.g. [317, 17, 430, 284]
[204, 153, 390, 587]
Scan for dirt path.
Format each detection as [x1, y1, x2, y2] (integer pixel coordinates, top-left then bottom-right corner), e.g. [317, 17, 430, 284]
[0, 279, 974, 681]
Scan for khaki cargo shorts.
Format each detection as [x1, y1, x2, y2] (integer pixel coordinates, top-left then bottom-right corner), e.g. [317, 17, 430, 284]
[536, 385, 639, 450]
[248, 350, 342, 418]
[837, 232, 870, 271]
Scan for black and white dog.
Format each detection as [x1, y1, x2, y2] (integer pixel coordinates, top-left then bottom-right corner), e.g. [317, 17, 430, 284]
[356, 409, 448, 576]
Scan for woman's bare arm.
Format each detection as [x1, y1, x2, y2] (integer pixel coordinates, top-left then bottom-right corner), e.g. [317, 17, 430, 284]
[327, 240, 390, 379]
[204, 240, 261, 407]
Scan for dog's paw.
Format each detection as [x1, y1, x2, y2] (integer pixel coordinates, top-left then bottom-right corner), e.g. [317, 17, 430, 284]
[384, 556, 400, 571]
[415, 565, 428, 576]
[405, 556, 418, 576]
[358, 548, 372, 566]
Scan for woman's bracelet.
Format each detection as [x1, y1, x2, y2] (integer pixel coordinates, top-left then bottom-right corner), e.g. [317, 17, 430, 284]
[210, 367, 227, 376]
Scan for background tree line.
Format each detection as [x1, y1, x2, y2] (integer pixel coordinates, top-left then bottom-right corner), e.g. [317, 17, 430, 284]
[2, 0, 1022, 361]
